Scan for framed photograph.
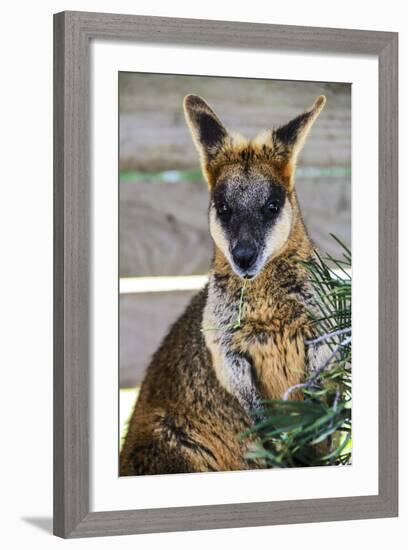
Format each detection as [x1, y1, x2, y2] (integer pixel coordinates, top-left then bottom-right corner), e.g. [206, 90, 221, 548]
[53, 11, 398, 538]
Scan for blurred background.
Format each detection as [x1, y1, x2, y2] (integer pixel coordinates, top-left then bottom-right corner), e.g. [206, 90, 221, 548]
[119, 73, 351, 432]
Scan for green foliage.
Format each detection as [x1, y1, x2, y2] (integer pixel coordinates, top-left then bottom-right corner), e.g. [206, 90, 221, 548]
[244, 235, 352, 468]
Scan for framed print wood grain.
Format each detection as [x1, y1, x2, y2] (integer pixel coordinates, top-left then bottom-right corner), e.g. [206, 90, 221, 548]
[53, 11, 398, 538]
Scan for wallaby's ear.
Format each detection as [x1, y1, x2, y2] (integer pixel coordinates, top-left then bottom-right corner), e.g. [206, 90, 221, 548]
[183, 95, 228, 163]
[274, 95, 326, 187]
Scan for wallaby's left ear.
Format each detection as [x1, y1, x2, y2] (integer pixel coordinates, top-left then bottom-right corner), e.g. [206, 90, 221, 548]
[183, 94, 228, 162]
[274, 95, 326, 186]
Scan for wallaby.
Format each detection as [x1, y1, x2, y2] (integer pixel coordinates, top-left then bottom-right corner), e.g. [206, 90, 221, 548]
[120, 94, 326, 475]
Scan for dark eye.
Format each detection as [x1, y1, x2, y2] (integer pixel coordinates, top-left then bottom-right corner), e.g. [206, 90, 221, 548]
[217, 202, 231, 219]
[265, 199, 280, 215]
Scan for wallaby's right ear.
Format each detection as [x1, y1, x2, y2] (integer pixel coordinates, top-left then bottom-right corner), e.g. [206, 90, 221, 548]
[183, 95, 228, 162]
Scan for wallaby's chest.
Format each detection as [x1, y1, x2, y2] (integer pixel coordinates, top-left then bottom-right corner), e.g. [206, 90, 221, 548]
[203, 280, 311, 407]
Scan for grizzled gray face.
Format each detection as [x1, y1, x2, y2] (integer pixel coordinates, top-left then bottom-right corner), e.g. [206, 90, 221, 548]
[183, 93, 326, 278]
[210, 173, 293, 279]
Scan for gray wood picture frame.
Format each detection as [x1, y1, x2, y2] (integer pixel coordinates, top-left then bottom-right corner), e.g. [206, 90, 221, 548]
[53, 10, 398, 539]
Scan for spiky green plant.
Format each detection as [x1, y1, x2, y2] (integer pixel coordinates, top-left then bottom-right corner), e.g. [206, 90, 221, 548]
[244, 236, 352, 468]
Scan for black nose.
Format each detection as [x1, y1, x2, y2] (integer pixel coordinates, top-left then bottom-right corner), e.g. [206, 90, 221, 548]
[232, 244, 257, 270]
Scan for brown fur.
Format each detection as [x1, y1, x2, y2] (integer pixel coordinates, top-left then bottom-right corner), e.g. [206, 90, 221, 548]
[120, 289, 262, 475]
[120, 94, 326, 476]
